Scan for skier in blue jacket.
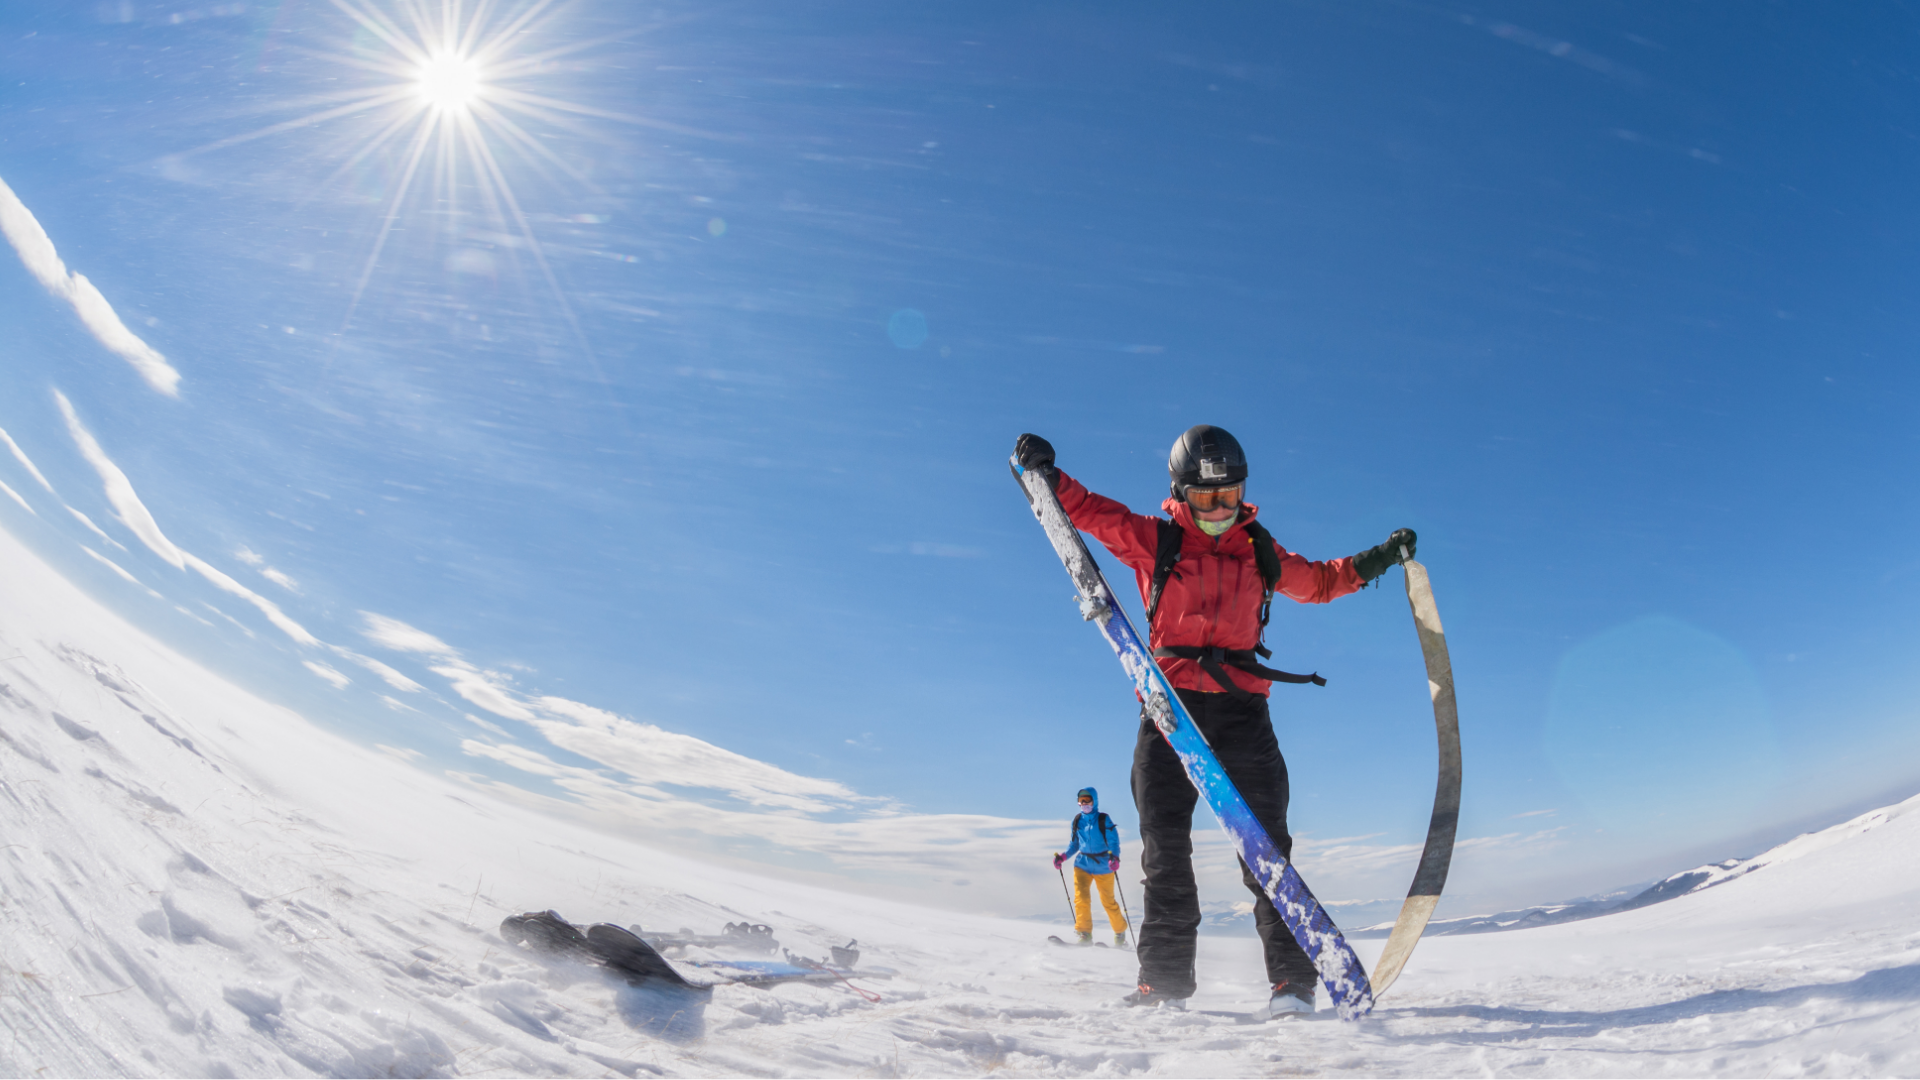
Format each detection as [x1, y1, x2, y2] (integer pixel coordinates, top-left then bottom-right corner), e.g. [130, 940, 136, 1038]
[1053, 788, 1130, 946]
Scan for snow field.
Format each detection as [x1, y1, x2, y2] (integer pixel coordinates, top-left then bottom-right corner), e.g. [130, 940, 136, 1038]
[2, 517, 1918, 1078]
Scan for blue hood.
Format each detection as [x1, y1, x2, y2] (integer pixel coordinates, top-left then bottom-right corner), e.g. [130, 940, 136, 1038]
[1064, 788, 1120, 874]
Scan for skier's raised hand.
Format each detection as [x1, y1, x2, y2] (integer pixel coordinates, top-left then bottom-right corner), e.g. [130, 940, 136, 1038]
[1014, 434, 1061, 491]
[1015, 433, 1056, 471]
[1352, 528, 1419, 583]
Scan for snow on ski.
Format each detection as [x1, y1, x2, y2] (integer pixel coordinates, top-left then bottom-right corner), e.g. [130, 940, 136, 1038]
[1011, 459, 1375, 1020]
[1368, 555, 1463, 997]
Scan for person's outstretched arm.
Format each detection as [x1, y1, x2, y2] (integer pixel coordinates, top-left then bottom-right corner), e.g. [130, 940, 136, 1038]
[1014, 432, 1160, 571]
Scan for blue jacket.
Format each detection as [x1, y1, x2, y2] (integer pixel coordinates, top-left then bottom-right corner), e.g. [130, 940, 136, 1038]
[1063, 788, 1121, 875]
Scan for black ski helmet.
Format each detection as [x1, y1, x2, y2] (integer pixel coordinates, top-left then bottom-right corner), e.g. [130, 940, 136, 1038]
[1168, 425, 1248, 499]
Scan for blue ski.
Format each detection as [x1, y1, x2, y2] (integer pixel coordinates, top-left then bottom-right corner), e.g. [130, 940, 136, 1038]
[1011, 459, 1375, 1020]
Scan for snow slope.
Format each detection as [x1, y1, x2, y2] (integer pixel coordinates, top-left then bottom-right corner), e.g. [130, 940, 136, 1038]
[3, 517, 1918, 1078]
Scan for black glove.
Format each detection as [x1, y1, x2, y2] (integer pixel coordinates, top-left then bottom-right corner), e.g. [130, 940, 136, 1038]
[1352, 528, 1417, 583]
[1014, 433, 1055, 471]
[1014, 433, 1060, 489]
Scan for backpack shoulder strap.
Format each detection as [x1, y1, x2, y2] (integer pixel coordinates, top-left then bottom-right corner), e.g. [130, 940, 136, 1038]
[1241, 519, 1284, 654]
[1241, 519, 1283, 593]
[1144, 518, 1184, 628]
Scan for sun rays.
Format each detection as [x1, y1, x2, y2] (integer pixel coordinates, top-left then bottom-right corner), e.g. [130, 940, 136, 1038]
[172, 0, 636, 357]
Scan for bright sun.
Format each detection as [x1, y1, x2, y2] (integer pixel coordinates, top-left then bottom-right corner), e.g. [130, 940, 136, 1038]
[181, 0, 633, 345]
[415, 51, 484, 112]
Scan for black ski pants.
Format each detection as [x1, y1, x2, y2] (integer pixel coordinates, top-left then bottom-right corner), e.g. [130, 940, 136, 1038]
[1131, 688, 1315, 999]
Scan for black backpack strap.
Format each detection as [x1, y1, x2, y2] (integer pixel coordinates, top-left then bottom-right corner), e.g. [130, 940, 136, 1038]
[1144, 518, 1185, 628]
[1241, 519, 1284, 657]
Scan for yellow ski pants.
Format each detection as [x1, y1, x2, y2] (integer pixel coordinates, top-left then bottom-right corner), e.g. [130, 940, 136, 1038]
[1073, 867, 1128, 933]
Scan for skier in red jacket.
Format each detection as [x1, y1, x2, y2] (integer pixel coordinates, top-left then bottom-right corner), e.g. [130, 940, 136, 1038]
[1014, 426, 1414, 1017]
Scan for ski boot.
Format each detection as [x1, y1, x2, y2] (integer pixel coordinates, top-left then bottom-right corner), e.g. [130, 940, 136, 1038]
[1267, 980, 1314, 1018]
[1075, 930, 1093, 946]
[1113, 931, 1128, 948]
[1122, 983, 1187, 1010]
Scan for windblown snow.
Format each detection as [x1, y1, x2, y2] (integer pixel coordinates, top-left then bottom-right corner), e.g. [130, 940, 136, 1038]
[2, 516, 1917, 1078]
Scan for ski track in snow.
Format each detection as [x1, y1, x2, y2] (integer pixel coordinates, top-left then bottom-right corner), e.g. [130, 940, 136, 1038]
[2, 518, 1918, 1078]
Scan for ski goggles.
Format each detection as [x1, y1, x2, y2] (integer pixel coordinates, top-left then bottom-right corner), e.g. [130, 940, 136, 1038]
[1184, 483, 1244, 512]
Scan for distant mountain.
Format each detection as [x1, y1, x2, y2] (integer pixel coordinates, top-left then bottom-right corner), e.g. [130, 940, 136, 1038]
[1346, 882, 1655, 939]
[1353, 792, 1920, 939]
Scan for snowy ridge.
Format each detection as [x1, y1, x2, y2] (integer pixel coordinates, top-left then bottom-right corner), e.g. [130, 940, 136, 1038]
[5, 511, 1920, 1076]
[1646, 794, 1920, 899]
[1363, 793, 1920, 940]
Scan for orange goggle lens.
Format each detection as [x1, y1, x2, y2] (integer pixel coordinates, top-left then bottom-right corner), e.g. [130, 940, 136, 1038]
[1185, 483, 1244, 511]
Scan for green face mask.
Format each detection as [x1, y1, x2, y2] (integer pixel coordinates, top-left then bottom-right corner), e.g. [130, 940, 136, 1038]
[1196, 511, 1239, 537]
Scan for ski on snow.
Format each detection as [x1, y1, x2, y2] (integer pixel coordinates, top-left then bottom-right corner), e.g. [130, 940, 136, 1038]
[1047, 935, 1126, 949]
[501, 911, 884, 994]
[1011, 460, 1375, 1021]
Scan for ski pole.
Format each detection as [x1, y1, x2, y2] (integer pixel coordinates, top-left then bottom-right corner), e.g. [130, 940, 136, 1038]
[1056, 861, 1077, 925]
[1116, 872, 1134, 940]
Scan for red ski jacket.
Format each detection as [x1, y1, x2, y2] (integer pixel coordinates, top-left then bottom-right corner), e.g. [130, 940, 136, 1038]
[1055, 470, 1366, 698]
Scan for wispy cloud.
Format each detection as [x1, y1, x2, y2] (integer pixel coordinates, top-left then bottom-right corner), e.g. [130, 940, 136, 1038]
[0, 428, 55, 492]
[1463, 16, 1647, 87]
[56, 391, 184, 568]
[356, 608, 1064, 889]
[454, 738, 1058, 889]
[199, 601, 256, 638]
[303, 660, 352, 689]
[66, 506, 126, 551]
[173, 605, 215, 628]
[361, 611, 460, 656]
[431, 663, 538, 721]
[366, 608, 874, 812]
[236, 545, 302, 592]
[330, 647, 425, 693]
[0, 176, 182, 395]
[0, 479, 32, 515]
[81, 545, 163, 600]
[359, 611, 540, 716]
[56, 389, 318, 645]
[531, 695, 870, 814]
[181, 553, 319, 645]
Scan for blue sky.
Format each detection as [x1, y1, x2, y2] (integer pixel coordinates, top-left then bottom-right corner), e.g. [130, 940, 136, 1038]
[1, 1, 1915, 921]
